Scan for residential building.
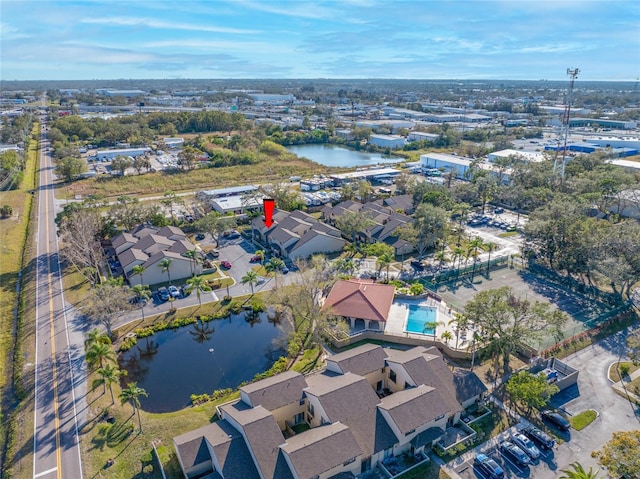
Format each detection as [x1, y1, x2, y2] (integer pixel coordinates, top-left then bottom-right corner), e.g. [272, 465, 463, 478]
[321, 279, 395, 331]
[173, 344, 486, 479]
[251, 209, 346, 260]
[111, 224, 201, 286]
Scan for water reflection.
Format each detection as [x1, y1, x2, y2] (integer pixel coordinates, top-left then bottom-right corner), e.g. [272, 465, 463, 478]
[118, 312, 286, 413]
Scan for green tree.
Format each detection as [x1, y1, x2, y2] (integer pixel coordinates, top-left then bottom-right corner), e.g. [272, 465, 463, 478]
[86, 341, 116, 370]
[110, 155, 131, 176]
[158, 257, 173, 285]
[54, 156, 87, 182]
[195, 211, 237, 247]
[265, 257, 285, 288]
[186, 275, 210, 306]
[628, 330, 640, 365]
[131, 264, 146, 285]
[334, 210, 375, 248]
[461, 286, 568, 372]
[177, 145, 200, 171]
[505, 370, 559, 414]
[559, 462, 599, 479]
[0, 205, 13, 218]
[131, 284, 151, 321]
[400, 203, 448, 259]
[441, 330, 454, 346]
[594, 430, 640, 479]
[84, 328, 111, 349]
[377, 252, 394, 281]
[242, 270, 259, 295]
[119, 382, 148, 432]
[93, 363, 124, 404]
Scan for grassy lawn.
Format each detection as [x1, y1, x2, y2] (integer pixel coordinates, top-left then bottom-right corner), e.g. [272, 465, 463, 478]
[65, 154, 331, 200]
[1, 124, 40, 478]
[291, 346, 325, 374]
[80, 374, 238, 478]
[396, 460, 452, 479]
[570, 409, 598, 431]
[609, 361, 640, 383]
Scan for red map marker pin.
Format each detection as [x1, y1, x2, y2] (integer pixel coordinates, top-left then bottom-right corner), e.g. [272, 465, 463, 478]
[263, 198, 275, 227]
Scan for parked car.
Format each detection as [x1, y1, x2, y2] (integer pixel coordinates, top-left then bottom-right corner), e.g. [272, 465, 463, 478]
[281, 266, 289, 274]
[474, 453, 505, 479]
[158, 287, 170, 302]
[223, 230, 241, 239]
[220, 260, 232, 269]
[500, 441, 531, 467]
[250, 255, 262, 263]
[494, 207, 504, 214]
[168, 285, 181, 298]
[541, 410, 571, 431]
[209, 249, 220, 258]
[410, 260, 425, 270]
[511, 433, 540, 460]
[195, 233, 206, 241]
[522, 426, 555, 450]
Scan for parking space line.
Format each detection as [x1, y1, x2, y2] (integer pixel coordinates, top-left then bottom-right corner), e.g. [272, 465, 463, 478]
[498, 451, 524, 474]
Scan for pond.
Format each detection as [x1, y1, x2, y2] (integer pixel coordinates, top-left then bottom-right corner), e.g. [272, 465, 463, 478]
[286, 143, 404, 167]
[118, 311, 287, 413]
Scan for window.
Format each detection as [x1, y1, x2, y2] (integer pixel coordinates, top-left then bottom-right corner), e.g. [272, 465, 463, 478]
[299, 398, 305, 406]
[389, 369, 397, 383]
[308, 403, 314, 417]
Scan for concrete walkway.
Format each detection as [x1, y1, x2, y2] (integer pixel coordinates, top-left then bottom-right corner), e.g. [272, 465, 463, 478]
[610, 363, 640, 404]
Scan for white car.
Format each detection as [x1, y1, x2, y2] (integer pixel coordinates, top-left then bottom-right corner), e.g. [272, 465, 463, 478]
[512, 432, 541, 460]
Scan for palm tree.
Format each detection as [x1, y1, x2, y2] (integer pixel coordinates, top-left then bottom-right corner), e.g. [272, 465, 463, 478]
[484, 241, 496, 277]
[86, 341, 116, 370]
[119, 382, 148, 432]
[85, 328, 111, 349]
[158, 257, 173, 285]
[452, 246, 465, 277]
[132, 284, 151, 321]
[186, 275, 209, 306]
[448, 313, 465, 350]
[265, 258, 285, 288]
[93, 363, 123, 404]
[441, 330, 454, 346]
[131, 264, 145, 285]
[467, 236, 484, 281]
[559, 462, 599, 479]
[241, 270, 259, 295]
[377, 252, 394, 282]
[183, 249, 197, 276]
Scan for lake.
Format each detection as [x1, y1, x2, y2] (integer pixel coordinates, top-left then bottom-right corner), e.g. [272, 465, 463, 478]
[118, 311, 287, 413]
[286, 144, 404, 168]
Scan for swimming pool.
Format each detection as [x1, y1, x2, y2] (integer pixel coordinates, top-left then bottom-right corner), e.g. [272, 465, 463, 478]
[404, 304, 437, 335]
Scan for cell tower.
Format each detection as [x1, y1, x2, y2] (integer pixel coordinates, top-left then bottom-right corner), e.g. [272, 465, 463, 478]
[553, 68, 579, 179]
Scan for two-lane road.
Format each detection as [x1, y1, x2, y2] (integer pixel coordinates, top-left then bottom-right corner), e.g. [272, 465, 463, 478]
[32, 118, 84, 479]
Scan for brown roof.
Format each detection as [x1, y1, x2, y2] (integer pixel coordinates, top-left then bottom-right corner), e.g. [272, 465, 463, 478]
[240, 370, 307, 411]
[384, 347, 462, 414]
[305, 372, 381, 456]
[322, 279, 395, 322]
[327, 343, 387, 376]
[219, 403, 285, 479]
[280, 423, 362, 479]
[378, 385, 452, 435]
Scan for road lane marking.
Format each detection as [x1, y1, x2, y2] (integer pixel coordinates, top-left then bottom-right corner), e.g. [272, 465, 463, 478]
[34, 466, 57, 478]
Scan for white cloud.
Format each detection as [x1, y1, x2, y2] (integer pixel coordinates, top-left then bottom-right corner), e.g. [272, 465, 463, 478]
[80, 16, 260, 34]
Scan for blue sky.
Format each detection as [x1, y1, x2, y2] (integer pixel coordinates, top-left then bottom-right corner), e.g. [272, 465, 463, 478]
[2, 0, 639, 81]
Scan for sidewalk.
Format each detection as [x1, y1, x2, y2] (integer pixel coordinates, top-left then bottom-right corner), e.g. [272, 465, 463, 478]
[610, 365, 640, 403]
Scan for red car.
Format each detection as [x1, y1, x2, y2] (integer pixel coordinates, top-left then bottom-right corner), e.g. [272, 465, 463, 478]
[249, 255, 262, 263]
[220, 260, 232, 269]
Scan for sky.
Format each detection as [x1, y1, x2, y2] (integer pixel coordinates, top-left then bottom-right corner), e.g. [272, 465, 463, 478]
[1, 0, 639, 81]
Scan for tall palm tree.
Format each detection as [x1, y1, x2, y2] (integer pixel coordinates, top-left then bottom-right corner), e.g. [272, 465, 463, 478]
[183, 249, 199, 277]
[85, 328, 111, 349]
[467, 236, 484, 281]
[559, 462, 599, 479]
[132, 284, 151, 321]
[484, 241, 496, 277]
[93, 363, 123, 404]
[265, 258, 285, 288]
[119, 382, 148, 432]
[241, 270, 259, 295]
[186, 275, 209, 306]
[158, 257, 173, 285]
[377, 252, 394, 282]
[86, 342, 116, 370]
[452, 246, 465, 277]
[131, 264, 145, 285]
[441, 330, 454, 346]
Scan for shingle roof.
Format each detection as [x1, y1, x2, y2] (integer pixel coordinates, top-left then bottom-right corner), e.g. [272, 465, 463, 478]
[219, 404, 285, 479]
[384, 347, 462, 414]
[378, 385, 452, 436]
[305, 373, 381, 456]
[280, 423, 362, 479]
[111, 231, 137, 250]
[157, 225, 186, 239]
[452, 368, 488, 404]
[118, 247, 148, 269]
[327, 343, 387, 376]
[241, 370, 307, 410]
[322, 279, 395, 322]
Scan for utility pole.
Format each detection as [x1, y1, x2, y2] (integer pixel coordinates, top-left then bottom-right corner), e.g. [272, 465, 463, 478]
[553, 68, 579, 179]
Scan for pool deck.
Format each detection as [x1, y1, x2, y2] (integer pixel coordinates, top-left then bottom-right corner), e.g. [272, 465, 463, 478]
[384, 297, 473, 350]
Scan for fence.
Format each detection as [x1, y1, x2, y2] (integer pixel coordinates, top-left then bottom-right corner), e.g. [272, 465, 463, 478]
[419, 255, 510, 289]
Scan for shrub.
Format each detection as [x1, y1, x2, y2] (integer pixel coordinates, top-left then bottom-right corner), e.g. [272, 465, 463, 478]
[119, 336, 138, 352]
[619, 363, 631, 377]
